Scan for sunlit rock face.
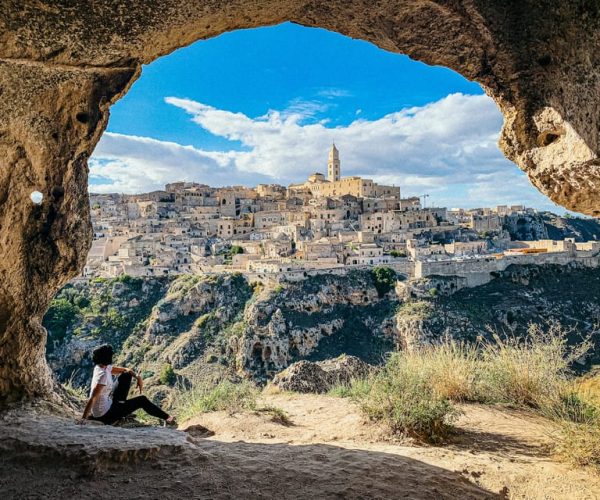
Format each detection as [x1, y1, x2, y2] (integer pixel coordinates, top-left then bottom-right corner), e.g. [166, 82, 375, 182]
[0, 1, 598, 403]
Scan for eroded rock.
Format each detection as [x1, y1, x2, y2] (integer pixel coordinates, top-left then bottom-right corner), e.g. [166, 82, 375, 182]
[272, 355, 373, 393]
[0, 410, 202, 475]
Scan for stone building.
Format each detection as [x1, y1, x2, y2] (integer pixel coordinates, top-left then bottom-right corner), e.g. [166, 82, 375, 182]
[289, 145, 400, 199]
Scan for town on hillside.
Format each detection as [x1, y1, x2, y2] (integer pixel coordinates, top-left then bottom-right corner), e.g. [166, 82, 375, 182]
[86, 145, 600, 286]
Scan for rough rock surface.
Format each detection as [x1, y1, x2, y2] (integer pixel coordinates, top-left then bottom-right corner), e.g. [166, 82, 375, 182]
[1, 2, 600, 403]
[395, 263, 600, 367]
[272, 355, 372, 393]
[229, 271, 398, 380]
[0, 410, 202, 475]
[45, 270, 398, 393]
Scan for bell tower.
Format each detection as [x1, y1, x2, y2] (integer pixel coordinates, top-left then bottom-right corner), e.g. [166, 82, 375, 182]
[327, 143, 340, 182]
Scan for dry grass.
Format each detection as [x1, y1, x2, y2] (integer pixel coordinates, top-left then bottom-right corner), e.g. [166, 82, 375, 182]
[556, 421, 600, 469]
[475, 323, 591, 407]
[255, 405, 294, 426]
[357, 353, 462, 442]
[334, 322, 600, 466]
[576, 370, 600, 404]
[174, 379, 259, 422]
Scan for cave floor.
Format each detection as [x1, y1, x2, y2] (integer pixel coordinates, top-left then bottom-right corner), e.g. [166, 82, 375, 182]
[1, 394, 599, 499]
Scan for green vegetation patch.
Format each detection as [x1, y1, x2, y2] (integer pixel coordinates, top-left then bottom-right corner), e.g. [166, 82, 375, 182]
[174, 379, 259, 421]
[396, 300, 434, 319]
[44, 298, 82, 351]
[159, 363, 177, 386]
[371, 266, 397, 297]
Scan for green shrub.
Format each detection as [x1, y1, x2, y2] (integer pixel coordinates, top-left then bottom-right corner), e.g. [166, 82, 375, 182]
[358, 352, 461, 442]
[550, 392, 599, 424]
[115, 274, 134, 284]
[43, 298, 81, 344]
[389, 250, 407, 258]
[174, 379, 258, 421]
[231, 245, 244, 255]
[159, 363, 177, 386]
[371, 266, 397, 297]
[101, 308, 127, 331]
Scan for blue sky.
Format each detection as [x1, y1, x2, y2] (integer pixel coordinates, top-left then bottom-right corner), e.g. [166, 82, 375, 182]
[91, 22, 562, 212]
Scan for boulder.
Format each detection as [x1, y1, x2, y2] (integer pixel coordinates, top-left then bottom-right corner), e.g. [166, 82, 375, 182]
[272, 355, 372, 394]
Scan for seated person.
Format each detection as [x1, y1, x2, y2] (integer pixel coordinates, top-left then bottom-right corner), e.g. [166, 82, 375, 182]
[79, 344, 176, 426]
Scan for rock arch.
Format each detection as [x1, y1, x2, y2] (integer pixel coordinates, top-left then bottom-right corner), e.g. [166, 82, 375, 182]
[0, 1, 599, 404]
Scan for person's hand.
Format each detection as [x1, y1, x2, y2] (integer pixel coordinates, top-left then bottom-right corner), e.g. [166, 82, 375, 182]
[76, 418, 88, 425]
[136, 376, 144, 394]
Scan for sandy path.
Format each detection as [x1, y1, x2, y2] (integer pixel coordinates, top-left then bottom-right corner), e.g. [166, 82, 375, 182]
[184, 393, 600, 499]
[2, 394, 599, 499]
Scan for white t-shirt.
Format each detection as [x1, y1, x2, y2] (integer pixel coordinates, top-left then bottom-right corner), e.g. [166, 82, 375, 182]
[90, 364, 114, 417]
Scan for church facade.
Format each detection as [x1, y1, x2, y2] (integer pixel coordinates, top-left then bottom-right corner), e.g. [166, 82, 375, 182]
[289, 144, 401, 199]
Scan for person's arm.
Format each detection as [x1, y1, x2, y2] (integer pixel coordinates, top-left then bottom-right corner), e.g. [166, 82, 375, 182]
[78, 384, 104, 424]
[112, 366, 144, 394]
[110, 366, 130, 375]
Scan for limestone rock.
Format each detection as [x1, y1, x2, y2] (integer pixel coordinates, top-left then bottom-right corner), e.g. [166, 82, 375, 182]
[0, 410, 202, 475]
[272, 355, 373, 393]
[231, 271, 397, 379]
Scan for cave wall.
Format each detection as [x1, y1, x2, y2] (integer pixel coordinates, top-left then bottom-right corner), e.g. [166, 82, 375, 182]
[0, 0, 598, 403]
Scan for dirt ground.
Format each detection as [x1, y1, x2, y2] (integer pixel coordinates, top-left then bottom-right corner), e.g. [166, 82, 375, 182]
[2, 393, 599, 499]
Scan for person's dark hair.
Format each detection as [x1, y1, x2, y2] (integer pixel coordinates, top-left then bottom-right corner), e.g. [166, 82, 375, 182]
[92, 344, 114, 366]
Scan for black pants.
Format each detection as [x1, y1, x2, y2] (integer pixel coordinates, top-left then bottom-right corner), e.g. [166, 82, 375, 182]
[96, 372, 169, 425]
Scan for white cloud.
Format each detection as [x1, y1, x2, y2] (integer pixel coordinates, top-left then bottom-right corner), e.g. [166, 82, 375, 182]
[89, 133, 272, 193]
[316, 88, 353, 99]
[90, 93, 559, 210]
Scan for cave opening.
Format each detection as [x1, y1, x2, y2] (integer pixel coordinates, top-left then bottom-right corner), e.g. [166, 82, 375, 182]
[0, 3, 598, 407]
[41, 21, 535, 399]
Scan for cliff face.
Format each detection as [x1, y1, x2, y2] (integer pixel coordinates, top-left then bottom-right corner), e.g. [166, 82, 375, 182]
[230, 272, 398, 381]
[46, 263, 600, 395]
[541, 212, 600, 242]
[503, 212, 600, 241]
[45, 270, 399, 390]
[395, 264, 600, 368]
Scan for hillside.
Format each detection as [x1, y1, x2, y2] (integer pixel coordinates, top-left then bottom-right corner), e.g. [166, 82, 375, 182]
[396, 263, 600, 367]
[541, 212, 600, 242]
[45, 270, 399, 398]
[45, 263, 600, 397]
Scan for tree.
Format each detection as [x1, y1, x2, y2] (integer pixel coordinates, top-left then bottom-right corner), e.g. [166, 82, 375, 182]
[371, 266, 397, 297]
[43, 298, 81, 345]
[159, 363, 177, 386]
